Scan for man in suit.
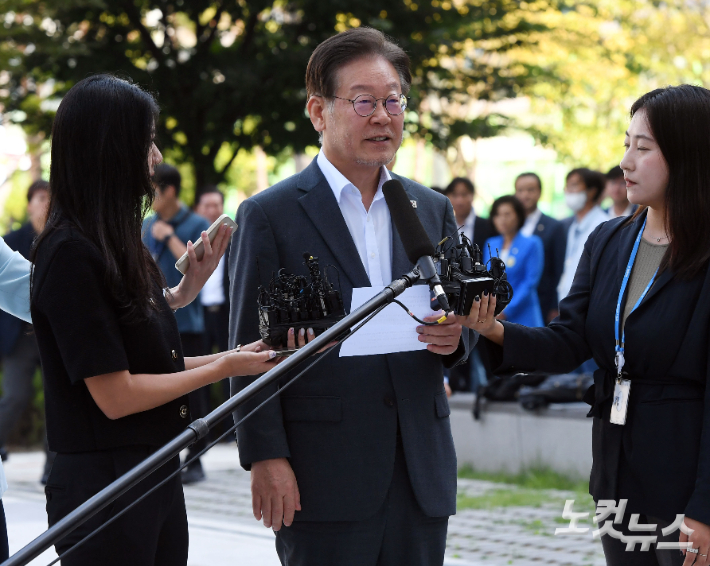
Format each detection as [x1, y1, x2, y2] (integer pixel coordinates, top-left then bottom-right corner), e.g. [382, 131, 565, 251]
[514, 172, 566, 323]
[229, 28, 473, 566]
[444, 177, 496, 248]
[195, 186, 232, 442]
[0, 179, 55, 482]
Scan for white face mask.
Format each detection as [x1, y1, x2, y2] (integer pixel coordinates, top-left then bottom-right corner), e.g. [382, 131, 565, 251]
[565, 191, 588, 213]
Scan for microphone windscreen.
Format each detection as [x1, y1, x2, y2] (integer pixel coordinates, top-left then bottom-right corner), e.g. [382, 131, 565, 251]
[382, 179, 435, 264]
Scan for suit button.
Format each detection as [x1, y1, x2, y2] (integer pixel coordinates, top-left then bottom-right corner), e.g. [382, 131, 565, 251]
[179, 405, 188, 418]
[384, 397, 394, 407]
[172, 350, 178, 360]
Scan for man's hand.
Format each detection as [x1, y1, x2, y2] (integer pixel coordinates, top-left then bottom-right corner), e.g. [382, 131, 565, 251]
[251, 458, 301, 531]
[151, 219, 174, 241]
[416, 312, 462, 356]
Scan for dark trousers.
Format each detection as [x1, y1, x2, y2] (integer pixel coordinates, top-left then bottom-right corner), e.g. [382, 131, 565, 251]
[45, 448, 187, 566]
[275, 436, 449, 566]
[203, 305, 232, 438]
[0, 332, 56, 473]
[0, 331, 41, 446]
[601, 512, 684, 566]
[0, 500, 7, 562]
[180, 332, 209, 456]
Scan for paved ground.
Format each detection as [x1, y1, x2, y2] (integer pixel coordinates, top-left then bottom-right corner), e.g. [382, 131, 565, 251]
[2, 446, 604, 565]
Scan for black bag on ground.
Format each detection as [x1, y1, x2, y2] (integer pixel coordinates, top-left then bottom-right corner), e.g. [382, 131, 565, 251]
[481, 372, 548, 401]
[518, 373, 594, 410]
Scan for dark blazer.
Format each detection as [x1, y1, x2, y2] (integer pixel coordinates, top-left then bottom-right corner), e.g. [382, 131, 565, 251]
[485, 210, 710, 524]
[228, 158, 473, 522]
[473, 215, 496, 249]
[0, 223, 35, 355]
[532, 213, 566, 317]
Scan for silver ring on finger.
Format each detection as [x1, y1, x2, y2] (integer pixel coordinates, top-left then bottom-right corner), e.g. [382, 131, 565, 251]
[477, 319, 486, 324]
[689, 547, 699, 554]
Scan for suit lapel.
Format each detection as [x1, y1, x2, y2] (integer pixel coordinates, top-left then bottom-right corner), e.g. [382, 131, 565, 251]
[297, 161, 370, 288]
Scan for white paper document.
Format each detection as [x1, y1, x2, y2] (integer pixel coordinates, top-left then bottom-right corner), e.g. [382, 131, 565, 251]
[339, 285, 437, 357]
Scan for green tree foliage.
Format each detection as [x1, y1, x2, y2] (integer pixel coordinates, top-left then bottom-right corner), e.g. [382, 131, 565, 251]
[516, 0, 710, 170]
[0, 0, 560, 193]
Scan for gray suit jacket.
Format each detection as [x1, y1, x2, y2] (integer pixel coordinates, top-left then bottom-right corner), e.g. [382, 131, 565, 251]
[229, 158, 474, 522]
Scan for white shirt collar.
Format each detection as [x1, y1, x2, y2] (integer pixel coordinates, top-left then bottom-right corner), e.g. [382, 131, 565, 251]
[317, 151, 391, 204]
[521, 208, 543, 237]
[462, 207, 476, 229]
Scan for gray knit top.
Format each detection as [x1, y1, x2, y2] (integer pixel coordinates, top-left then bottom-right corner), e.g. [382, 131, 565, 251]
[621, 238, 669, 332]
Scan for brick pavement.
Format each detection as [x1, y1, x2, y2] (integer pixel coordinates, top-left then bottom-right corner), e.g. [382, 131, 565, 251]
[3, 446, 605, 565]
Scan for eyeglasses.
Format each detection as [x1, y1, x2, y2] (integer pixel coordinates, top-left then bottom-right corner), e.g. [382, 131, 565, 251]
[329, 93, 409, 117]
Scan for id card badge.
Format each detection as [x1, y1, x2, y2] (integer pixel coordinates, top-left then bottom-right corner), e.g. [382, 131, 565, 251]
[610, 379, 631, 425]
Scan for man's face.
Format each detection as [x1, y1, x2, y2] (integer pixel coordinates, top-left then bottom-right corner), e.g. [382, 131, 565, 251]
[27, 189, 49, 230]
[196, 193, 224, 225]
[514, 176, 541, 214]
[152, 184, 175, 214]
[314, 56, 404, 172]
[447, 182, 474, 221]
[605, 177, 627, 206]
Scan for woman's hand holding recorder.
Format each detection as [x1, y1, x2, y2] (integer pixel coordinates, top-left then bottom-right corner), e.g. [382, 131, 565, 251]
[461, 290, 505, 345]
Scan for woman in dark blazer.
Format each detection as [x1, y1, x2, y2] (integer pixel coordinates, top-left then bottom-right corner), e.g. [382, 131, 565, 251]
[31, 75, 280, 566]
[466, 85, 710, 566]
[483, 195, 544, 327]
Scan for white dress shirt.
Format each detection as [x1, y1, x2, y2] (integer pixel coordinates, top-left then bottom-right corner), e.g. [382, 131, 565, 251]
[200, 255, 226, 306]
[521, 208, 543, 238]
[317, 152, 392, 286]
[557, 206, 610, 302]
[460, 208, 476, 244]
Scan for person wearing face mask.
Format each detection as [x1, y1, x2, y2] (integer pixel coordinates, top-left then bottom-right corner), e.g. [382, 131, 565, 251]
[557, 168, 610, 303]
[464, 84, 710, 566]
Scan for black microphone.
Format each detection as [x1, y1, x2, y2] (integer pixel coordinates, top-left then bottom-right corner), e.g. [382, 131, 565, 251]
[382, 179, 451, 313]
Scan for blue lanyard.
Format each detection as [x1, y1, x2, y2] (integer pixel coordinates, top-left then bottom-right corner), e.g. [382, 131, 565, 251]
[614, 217, 657, 378]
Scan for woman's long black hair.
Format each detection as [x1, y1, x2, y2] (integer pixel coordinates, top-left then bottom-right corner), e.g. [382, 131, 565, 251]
[630, 85, 710, 279]
[33, 74, 165, 323]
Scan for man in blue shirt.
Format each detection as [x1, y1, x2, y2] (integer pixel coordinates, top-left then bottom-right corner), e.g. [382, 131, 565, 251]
[142, 164, 210, 483]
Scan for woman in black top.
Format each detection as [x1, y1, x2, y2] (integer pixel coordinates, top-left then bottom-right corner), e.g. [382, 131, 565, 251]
[466, 85, 710, 566]
[31, 75, 279, 566]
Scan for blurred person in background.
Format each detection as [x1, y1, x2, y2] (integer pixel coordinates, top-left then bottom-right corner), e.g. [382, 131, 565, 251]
[0, 179, 56, 483]
[142, 164, 211, 484]
[0, 236, 33, 561]
[483, 195, 544, 327]
[558, 168, 610, 303]
[514, 172, 566, 323]
[604, 165, 638, 218]
[444, 176, 494, 394]
[444, 177, 496, 247]
[195, 186, 231, 437]
[558, 168, 609, 375]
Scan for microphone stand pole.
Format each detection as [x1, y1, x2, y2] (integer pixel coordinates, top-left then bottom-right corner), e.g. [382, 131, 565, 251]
[3, 270, 420, 566]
